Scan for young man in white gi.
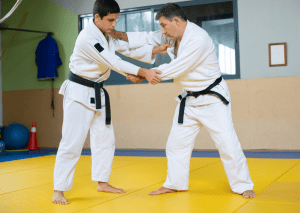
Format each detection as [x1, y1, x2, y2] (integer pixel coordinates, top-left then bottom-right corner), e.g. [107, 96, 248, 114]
[111, 3, 256, 199]
[52, 0, 167, 205]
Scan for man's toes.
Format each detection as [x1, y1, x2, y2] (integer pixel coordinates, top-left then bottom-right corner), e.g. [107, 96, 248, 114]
[119, 189, 125, 193]
[52, 198, 68, 205]
[114, 188, 125, 193]
[149, 191, 161, 195]
[242, 190, 256, 199]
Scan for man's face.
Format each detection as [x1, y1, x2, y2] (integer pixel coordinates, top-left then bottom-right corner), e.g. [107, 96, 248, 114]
[95, 13, 119, 34]
[159, 16, 179, 40]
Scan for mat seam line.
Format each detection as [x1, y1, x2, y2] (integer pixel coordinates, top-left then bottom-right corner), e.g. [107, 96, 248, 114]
[251, 200, 300, 205]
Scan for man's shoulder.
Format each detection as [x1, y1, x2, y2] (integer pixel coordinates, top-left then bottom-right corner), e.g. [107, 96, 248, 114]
[186, 23, 211, 43]
[76, 27, 105, 47]
[183, 25, 212, 50]
[189, 22, 209, 36]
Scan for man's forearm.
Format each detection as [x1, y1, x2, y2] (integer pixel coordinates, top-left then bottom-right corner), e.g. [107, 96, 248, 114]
[111, 30, 128, 42]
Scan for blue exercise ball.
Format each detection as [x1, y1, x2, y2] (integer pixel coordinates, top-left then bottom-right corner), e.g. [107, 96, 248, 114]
[0, 140, 5, 152]
[3, 124, 30, 150]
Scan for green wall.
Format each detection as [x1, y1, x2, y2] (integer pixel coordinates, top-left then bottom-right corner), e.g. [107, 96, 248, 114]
[1, 0, 78, 91]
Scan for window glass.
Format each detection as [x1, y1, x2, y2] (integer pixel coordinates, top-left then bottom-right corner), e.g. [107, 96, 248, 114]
[202, 18, 236, 75]
[153, 12, 161, 31]
[126, 11, 152, 32]
[115, 14, 126, 32]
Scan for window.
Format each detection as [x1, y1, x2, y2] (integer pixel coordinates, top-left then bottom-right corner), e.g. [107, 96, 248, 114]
[79, 0, 240, 85]
[219, 44, 236, 75]
[198, 15, 237, 76]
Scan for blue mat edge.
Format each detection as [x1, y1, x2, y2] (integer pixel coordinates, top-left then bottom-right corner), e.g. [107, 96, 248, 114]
[0, 149, 300, 163]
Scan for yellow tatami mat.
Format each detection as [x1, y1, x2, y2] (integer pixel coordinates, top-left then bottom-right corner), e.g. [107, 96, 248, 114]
[0, 156, 299, 213]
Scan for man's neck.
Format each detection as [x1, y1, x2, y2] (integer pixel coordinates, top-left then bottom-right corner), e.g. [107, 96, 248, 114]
[177, 21, 188, 41]
[93, 20, 109, 43]
[104, 33, 110, 43]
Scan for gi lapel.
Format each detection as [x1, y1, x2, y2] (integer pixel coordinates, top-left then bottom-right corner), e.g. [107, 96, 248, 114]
[177, 20, 193, 57]
[165, 35, 176, 60]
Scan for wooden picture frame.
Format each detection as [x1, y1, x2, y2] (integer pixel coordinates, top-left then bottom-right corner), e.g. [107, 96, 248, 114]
[269, 42, 287, 67]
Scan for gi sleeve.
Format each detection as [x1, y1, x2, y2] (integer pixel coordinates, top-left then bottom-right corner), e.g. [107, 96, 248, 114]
[156, 37, 211, 80]
[79, 38, 140, 76]
[114, 39, 156, 64]
[127, 31, 165, 48]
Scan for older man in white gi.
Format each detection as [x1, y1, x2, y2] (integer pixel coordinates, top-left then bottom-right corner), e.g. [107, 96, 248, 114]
[111, 3, 255, 199]
[52, 0, 167, 205]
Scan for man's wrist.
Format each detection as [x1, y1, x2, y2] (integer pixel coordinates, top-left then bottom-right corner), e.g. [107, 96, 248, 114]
[152, 46, 159, 55]
[137, 68, 149, 78]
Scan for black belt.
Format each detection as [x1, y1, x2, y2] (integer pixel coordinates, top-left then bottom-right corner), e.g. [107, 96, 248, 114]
[178, 76, 229, 124]
[68, 72, 111, 125]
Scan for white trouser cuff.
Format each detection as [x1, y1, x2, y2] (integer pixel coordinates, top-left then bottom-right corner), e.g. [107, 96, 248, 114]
[54, 185, 73, 191]
[232, 183, 254, 194]
[162, 183, 189, 191]
[92, 176, 110, 183]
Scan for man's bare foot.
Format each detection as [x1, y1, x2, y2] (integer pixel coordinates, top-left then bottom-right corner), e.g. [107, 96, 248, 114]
[242, 190, 256, 198]
[97, 182, 125, 193]
[52, 190, 69, 205]
[149, 187, 187, 195]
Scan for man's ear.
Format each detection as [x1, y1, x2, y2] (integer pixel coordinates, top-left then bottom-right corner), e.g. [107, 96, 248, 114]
[173, 17, 180, 26]
[95, 14, 100, 22]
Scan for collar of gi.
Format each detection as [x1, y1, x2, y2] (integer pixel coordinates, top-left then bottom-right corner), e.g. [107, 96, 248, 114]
[90, 21, 113, 46]
[177, 20, 192, 52]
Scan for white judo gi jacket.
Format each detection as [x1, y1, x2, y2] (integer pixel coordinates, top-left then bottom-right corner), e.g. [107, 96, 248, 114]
[59, 22, 155, 110]
[127, 20, 230, 106]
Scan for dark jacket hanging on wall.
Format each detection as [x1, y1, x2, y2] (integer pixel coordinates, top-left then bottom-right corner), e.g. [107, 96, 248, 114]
[35, 35, 62, 116]
[35, 35, 62, 79]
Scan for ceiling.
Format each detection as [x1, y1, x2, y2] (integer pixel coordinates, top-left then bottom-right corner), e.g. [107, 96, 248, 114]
[49, 0, 96, 15]
[48, 0, 181, 15]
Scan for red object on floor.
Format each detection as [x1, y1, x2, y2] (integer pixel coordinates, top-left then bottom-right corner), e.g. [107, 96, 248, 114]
[26, 122, 40, 150]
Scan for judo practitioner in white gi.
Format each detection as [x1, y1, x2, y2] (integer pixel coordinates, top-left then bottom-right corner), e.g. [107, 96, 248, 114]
[111, 3, 256, 199]
[52, 0, 167, 205]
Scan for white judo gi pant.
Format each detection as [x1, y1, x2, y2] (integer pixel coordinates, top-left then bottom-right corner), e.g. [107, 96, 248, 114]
[53, 97, 115, 191]
[163, 101, 254, 194]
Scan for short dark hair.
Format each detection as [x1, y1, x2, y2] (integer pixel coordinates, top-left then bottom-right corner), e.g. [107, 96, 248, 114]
[93, 0, 120, 19]
[155, 3, 187, 22]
